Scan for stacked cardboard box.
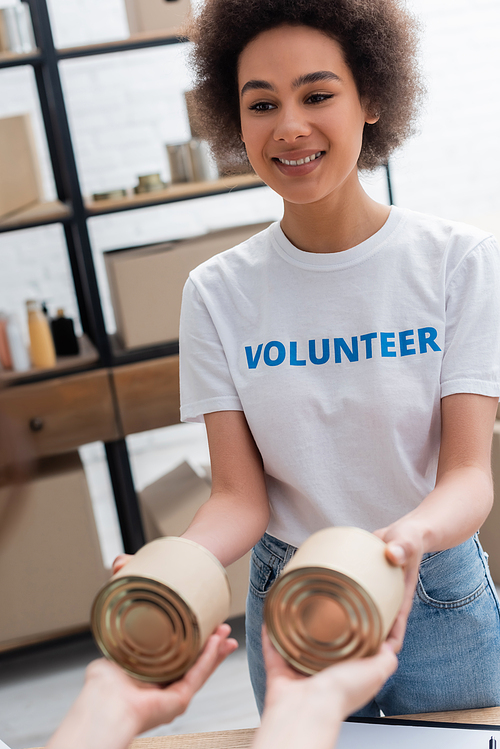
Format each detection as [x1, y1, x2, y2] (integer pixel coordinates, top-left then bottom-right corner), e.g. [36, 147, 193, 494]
[124, 0, 191, 34]
[0, 452, 108, 651]
[105, 222, 270, 350]
[0, 114, 43, 220]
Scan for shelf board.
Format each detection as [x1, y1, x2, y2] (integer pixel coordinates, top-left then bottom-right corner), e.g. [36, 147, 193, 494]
[57, 30, 186, 59]
[85, 174, 265, 216]
[109, 333, 179, 366]
[0, 334, 100, 386]
[0, 48, 42, 68]
[0, 201, 72, 232]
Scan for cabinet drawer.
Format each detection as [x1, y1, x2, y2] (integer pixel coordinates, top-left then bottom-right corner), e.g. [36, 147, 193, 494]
[113, 355, 180, 436]
[0, 369, 119, 457]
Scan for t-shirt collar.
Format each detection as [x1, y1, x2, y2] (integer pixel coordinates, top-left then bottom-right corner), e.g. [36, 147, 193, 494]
[270, 206, 405, 270]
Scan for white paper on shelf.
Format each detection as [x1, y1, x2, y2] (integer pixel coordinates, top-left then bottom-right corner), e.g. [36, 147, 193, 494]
[338, 720, 500, 749]
[0, 739, 13, 749]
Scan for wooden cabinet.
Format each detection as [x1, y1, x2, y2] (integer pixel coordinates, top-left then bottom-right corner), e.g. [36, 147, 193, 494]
[112, 355, 180, 436]
[0, 369, 119, 457]
[0, 356, 181, 458]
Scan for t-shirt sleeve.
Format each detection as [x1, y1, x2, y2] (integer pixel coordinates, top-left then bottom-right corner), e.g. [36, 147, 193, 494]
[441, 235, 500, 399]
[179, 276, 243, 423]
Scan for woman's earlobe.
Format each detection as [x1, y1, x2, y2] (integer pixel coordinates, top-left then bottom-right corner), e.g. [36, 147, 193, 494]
[365, 107, 380, 125]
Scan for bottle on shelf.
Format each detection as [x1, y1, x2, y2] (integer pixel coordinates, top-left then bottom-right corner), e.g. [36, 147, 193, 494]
[50, 308, 79, 357]
[26, 300, 56, 369]
[6, 314, 30, 372]
[0, 312, 13, 370]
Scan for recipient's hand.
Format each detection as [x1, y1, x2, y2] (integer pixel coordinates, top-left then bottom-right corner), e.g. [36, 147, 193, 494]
[253, 629, 397, 749]
[47, 623, 238, 749]
[374, 521, 424, 652]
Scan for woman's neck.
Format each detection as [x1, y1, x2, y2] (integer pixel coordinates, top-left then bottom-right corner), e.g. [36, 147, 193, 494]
[280, 183, 391, 254]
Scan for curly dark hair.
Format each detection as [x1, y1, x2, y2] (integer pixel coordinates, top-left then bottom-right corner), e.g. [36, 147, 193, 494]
[185, 0, 425, 172]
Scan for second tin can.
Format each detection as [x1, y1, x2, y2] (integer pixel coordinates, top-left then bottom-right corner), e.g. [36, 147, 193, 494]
[91, 536, 231, 683]
[264, 526, 404, 675]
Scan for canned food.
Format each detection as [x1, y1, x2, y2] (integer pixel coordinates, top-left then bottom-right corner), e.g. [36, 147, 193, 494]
[264, 527, 404, 674]
[91, 537, 231, 683]
[166, 143, 195, 183]
[134, 173, 167, 193]
[92, 189, 128, 201]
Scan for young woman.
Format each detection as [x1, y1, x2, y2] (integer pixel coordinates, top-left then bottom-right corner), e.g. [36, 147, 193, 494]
[175, 0, 500, 717]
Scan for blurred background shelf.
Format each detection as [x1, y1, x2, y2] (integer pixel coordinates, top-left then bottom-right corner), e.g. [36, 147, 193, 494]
[85, 174, 265, 215]
[0, 334, 99, 386]
[0, 200, 72, 231]
[57, 29, 186, 58]
[0, 47, 41, 67]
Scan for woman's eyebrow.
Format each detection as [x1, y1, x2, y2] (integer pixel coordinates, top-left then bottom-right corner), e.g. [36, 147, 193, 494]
[240, 79, 274, 97]
[240, 70, 342, 97]
[293, 70, 342, 88]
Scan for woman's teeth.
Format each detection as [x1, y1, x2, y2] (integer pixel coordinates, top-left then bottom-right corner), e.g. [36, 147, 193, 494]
[277, 151, 323, 166]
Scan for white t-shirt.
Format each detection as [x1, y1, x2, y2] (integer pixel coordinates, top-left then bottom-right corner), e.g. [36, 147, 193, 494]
[180, 207, 500, 547]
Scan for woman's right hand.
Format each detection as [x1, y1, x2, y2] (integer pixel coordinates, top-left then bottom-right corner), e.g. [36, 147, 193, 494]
[112, 554, 133, 575]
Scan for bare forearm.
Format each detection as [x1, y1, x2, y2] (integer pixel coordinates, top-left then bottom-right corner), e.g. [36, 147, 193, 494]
[253, 693, 343, 749]
[46, 684, 137, 749]
[182, 490, 270, 567]
[396, 465, 493, 553]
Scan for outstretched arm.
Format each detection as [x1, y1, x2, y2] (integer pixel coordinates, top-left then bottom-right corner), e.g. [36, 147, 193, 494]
[181, 410, 270, 567]
[46, 624, 238, 749]
[376, 392, 498, 651]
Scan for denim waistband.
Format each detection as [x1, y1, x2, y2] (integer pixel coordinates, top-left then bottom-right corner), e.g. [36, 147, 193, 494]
[261, 530, 480, 565]
[259, 531, 297, 563]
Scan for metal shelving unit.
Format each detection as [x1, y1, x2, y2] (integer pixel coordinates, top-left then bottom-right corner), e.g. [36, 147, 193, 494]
[0, 0, 267, 553]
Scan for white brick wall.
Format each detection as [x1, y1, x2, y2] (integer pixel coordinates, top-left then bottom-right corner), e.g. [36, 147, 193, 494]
[0, 0, 499, 337]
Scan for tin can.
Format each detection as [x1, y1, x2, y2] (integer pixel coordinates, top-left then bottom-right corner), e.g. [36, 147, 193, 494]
[92, 189, 128, 201]
[91, 536, 231, 683]
[166, 143, 195, 183]
[264, 527, 404, 675]
[189, 139, 219, 182]
[134, 173, 167, 194]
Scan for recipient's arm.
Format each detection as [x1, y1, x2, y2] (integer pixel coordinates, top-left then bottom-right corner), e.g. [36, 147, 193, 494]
[181, 410, 270, 567]
[46, 625, 237, 749]
[253, 629, 398, 749]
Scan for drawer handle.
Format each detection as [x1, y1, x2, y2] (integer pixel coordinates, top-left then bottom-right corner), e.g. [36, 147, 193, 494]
[29, 417, 44, 432]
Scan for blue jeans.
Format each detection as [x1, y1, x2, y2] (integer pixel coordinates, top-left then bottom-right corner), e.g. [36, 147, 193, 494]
[246, 531, 500, 716]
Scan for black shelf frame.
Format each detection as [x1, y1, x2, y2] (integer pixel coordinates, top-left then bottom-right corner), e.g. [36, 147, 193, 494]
[0, 50, 43, 69]
[0, 0, 195, 553]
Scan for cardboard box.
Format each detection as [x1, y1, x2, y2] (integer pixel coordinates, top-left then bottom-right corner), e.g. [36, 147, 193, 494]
[139, 461, 251, 618]
[105, 222, 270, 350]
[124, 0, 191, 35]
[0, 114, 44, 220]
[0, 452, 109, 650]
[0, 11, 9, 51]
[480, 421, 500, 584]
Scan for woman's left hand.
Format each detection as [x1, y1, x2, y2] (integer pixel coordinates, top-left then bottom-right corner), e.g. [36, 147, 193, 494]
[373, 521, 425, 652]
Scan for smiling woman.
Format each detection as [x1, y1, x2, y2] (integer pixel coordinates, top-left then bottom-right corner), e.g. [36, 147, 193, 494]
[170, 0, 500, 723]
[237, 25, 380, 226]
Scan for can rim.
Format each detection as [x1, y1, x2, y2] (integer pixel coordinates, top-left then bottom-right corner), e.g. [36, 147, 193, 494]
[264, 566, 382, 674]
[91, 574, 200, 684]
